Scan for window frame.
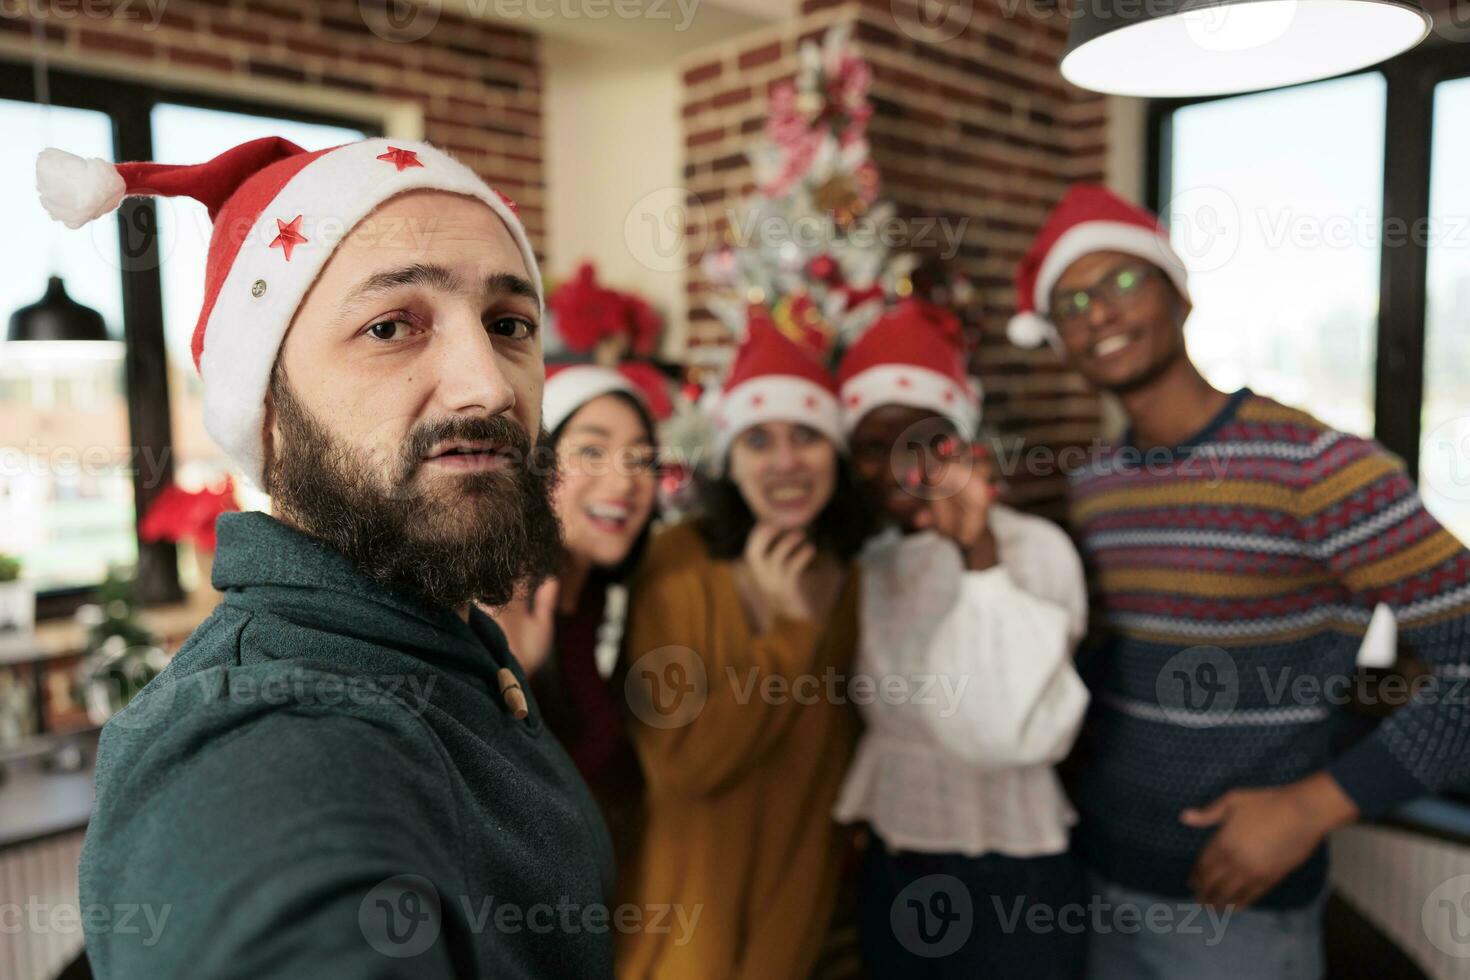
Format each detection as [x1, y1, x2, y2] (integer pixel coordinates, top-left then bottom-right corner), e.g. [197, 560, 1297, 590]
[0, 60, 381, 619]
[1147, 39, 1470, 477]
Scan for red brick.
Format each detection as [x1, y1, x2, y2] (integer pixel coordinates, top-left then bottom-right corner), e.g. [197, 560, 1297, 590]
[686, 127, 725, 148]
[737, 42, 782, 70]
[77, 30, 154, 59]
[166, 46, 235, 72]
[711, 87, 751, 109]
[684, 61, 722, 86]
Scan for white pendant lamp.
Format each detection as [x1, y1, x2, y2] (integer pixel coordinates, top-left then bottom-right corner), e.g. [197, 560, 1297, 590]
[1060, 0, 1432, 98]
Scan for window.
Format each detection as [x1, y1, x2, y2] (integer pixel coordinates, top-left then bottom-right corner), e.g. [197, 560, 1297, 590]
[0, 61, 378, 609]
[1418, 75, 1470, 543]
[1154, 45, 1470, 538]
[1163, 73, 1386, 437]
[0, 99, 134, 592]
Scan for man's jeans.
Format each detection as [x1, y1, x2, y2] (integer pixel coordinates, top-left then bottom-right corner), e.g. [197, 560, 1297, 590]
[1086, 873, 1326, 980]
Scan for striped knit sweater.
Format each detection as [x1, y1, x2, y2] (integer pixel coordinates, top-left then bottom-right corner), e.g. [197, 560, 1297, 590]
[1067, 387, 1470, 908]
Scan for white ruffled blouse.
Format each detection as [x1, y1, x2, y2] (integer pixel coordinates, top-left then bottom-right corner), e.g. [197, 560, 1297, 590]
[833, 505, 1090, 858]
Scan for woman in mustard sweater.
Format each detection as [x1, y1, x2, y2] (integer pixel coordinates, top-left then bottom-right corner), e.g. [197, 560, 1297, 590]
[617, 317, 872, 979]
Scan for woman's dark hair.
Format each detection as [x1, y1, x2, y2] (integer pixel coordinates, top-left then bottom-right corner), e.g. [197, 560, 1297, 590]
[691, 447, 876, 563]
[550, 390, 660, 586]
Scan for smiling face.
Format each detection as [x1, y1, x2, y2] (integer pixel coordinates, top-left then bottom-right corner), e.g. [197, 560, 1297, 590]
[1049, 249, 1192, 394]
[553, 393, 658, 569]
[850, 403, 959, 531]
[725, 421, 838, 532]
[263, 188, 562, 608]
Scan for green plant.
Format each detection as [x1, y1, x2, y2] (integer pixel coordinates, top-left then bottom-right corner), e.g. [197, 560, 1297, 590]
[0, 554, 20, 583]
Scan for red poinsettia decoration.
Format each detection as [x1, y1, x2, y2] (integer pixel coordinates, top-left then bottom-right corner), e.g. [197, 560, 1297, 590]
[139, 477, 239, 553]
[549, 262, 661, 356]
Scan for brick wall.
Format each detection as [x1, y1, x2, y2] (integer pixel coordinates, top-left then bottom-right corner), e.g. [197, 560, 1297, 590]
[679, 0, 1108, 518]
[0, 0, 546, 255]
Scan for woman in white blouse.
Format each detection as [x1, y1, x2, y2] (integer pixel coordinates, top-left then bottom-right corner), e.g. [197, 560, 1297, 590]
[833, 300, 1090, 978]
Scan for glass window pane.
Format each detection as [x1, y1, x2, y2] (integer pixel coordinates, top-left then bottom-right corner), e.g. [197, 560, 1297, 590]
[1418, 76, 1470, 542]
[150, 105, 364, 517]
[0, 99, 137, 591]
[1167, 73, 1386, 437]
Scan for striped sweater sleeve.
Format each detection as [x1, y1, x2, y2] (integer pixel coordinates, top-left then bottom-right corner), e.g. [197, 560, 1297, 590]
[1298, 432, 1470, 818]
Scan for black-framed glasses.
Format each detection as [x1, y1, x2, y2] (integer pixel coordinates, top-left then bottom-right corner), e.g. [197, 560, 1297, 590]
[1050, 263, 1161, 329]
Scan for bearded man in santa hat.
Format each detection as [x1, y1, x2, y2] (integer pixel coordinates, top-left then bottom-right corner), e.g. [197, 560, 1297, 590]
[1011, 185, 1470, 980]
[38, 137, 612, 977]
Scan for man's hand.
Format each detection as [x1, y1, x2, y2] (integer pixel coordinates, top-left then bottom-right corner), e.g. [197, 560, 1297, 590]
[1181, 771, 1359, 909]
[483, 577, 560, 676]
[909, 442, 999, 571]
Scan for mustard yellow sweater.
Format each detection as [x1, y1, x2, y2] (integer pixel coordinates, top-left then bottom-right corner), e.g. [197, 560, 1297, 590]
[616, 521, 860, 980]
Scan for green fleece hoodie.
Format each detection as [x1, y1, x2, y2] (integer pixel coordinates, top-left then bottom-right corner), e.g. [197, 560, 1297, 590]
[80, 511, 615, 979]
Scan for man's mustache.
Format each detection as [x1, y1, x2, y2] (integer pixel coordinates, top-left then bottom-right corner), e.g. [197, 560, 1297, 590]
[400, 414, 534, 478]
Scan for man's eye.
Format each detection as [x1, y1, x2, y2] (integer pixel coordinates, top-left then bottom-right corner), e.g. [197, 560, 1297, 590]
[578, 446, 606, 461]
[366, 319, 413, 342]
[489, 317, 533, 340]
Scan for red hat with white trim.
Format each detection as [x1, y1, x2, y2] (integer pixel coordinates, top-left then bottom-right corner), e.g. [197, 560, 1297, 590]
[1008, 184, 1189, 348]
[710, 308, 842, 468]
[544, 362, 675, 435]
[837, 298, 978, 439]
[34, 136, 539, 488]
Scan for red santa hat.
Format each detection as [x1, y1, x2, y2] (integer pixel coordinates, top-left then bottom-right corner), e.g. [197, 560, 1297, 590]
[710, 309, 842, 468]
[1008, 184, 1190, 348]
[35, 136, 539, 489]
[836, 299, 979, 439]
[543, 362, 672, 435]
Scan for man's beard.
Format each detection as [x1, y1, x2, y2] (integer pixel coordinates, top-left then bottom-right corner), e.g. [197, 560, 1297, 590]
[263, 371, 563, 610]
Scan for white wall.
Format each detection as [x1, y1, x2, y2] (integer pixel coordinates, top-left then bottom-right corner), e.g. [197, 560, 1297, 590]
[543, 38, 687, 352]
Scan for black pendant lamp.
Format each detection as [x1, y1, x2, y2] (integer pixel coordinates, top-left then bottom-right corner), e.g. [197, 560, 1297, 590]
[7, 18, 111, 348]
[1060, 0, 1432, 98]
[7, 276, 109, 343]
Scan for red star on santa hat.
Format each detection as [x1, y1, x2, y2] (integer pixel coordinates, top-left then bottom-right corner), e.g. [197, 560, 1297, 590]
[846, 393, 862, 407]
[376, 146, 424, 172]
[751, 394, 766, 408]
[943, 390, 956, 403]
[896, 376, 912, 388]
[804, 395, 818, 410]
[269, 214, 308, 261]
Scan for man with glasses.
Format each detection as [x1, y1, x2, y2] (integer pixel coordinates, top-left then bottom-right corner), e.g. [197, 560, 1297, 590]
[1008, 185, 1470, 979]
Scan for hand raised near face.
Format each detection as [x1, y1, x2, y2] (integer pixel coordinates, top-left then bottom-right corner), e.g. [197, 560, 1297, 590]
[909, 441, 999, 569]
[742, 523, 820, 625]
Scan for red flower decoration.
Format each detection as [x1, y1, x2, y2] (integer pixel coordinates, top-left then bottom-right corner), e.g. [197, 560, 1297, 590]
[548, 262, 661, 355]
[139, 478, 240, 553]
